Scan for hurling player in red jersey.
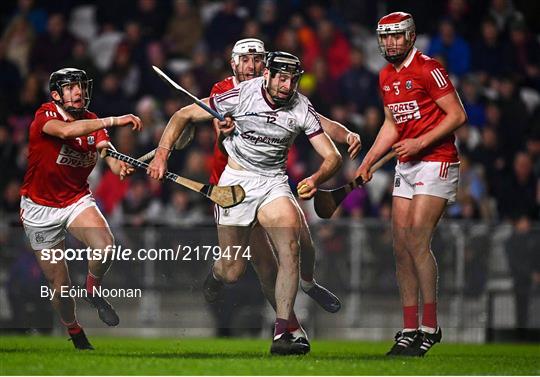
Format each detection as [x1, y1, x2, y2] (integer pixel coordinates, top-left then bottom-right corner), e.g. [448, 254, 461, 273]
[201, 39, 362, 350]
[19, 68, 142, 350]
[356, 13, 467, 356]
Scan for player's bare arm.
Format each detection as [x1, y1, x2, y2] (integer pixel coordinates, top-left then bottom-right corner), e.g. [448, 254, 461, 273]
[393, 91, 467, 159]
[42, 114, 142, 140]
[96, 141, 135, 180]
[318, 114, 362, 159]
[297, 133, 342, 200]
[148, 99, 229, 180]
[356, 107, 399, 182]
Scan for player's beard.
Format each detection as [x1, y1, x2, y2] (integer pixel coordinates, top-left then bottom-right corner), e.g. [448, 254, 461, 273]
[63, 96, 86, 119]
[381, 37, 414, 64]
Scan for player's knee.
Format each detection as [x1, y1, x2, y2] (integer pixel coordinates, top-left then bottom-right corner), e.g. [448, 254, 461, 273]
[220, 268, 243, 284]
[405, 227, 430, 255]
[213, 261, 244, 284]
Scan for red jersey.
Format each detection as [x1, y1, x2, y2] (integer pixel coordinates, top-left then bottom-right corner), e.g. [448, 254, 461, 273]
[379, 48, 459, 163]
[209, 76, 237, 184]
[20, 102, 109, 207]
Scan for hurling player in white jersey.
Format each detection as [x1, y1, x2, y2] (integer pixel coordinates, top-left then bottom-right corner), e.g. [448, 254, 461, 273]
[148, 52, 342, 355]
[204, 39, 362, 354]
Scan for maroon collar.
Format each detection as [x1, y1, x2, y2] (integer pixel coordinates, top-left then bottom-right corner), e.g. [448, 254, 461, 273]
[261, 85, 279, 110]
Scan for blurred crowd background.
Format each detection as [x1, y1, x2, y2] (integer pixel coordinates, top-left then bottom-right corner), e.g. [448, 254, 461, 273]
[1, 0, 540, 224]
[1, 0, 540, 337]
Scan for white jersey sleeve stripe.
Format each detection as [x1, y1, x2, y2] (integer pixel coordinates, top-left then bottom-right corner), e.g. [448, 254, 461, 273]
[431, 68, 447, 88]
[430, 70, 444, 88]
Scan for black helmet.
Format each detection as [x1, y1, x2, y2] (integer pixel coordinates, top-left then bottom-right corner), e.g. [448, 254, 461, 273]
[49, 68, 93, 117]
[265, 51, 304, 106]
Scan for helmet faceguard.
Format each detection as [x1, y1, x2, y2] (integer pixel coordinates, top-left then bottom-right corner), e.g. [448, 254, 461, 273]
[231, 38, 266, 82]
[264, 51, 304, 107]
[49, 68, 93, 118]
[377, 12, 416, 64]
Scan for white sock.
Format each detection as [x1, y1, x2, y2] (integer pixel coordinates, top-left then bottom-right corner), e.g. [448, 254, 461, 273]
[300, 278, 315, 291]
[291, 327, 307, 340]
[420, 325, 437, 334]
[403, 328, 417, 333]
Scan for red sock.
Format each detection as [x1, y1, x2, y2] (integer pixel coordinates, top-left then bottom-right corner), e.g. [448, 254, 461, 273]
[422, 302, 437, 329]
[287, 313, 300, 333]
[86, 272, 101, 295]
[301, 273, 313, 282]
[403, 305, 419, 330]
[274, 318, 288, 338]
[62, 320, 82, 335]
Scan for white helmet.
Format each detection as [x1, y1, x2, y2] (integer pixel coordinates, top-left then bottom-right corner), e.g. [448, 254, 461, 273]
[377, 12, 416, 64]
[231, 38, 266, 65]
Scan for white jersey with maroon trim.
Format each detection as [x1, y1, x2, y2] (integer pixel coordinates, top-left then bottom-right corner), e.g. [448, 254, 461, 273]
[209, 77, 323, 177]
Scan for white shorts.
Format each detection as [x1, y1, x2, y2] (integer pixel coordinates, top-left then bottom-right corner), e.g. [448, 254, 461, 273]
[20, 194, 99, 250]
[393, 161, 460, 203]
[215, 165, 295, 226]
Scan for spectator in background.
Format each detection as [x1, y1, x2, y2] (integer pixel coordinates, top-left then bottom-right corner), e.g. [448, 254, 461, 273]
[64, 40, 100, 85]
[29, 13, 76, 78]
[503, 18, 540, 90]
[428, 18, 470, 77]
[0, 126, 20, 190]
[314, 19, 351, 80]
[0, 41, 23, 119]
[162, 189, 206, 226]
[445, 0, 475, 40]
[459, 74, 486, 128]
[504, 215, 540, 335]
[471, 17, 506, 82]
[9, 74, 46, 142]
[129, 0, 167, 40]
[88, 21, 124, 72]
[91, 72, 133, 117]
[205, 0, 245, 55]
[139, 41, 174, 101]
[448, 154, 487, 218]
[309, 58, 338, 115]
[495, 75, 529, 160]
[164, 0, 202, 59]
[497, 151, 538, 220]
[110, 41, 141, 99]
[358, 106, 383, 153]
[1, 15, 34, 76]
[488, 0, 522, 34]
[257, 0, 279, 44]
[470, 125, 506, 198]
[134, 96, 165, 147]
[111, 176, 160, 228]
[275, 25, 304, 63]
[10, 0, 48, 35]
[339, 47, 379, 114]
[455, 123, 481, 157]
[1, 179, 21, 225]
[122, 20, 147, 70]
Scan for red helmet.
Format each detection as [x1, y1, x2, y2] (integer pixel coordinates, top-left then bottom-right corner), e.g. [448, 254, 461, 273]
[376, 12, 416, 64]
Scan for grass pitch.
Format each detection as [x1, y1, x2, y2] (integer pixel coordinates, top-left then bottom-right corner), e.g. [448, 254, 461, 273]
[0, 335, 538, 375]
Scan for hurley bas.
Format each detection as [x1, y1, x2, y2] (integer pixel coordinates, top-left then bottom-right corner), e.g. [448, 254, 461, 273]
[41, 285, 142, 301]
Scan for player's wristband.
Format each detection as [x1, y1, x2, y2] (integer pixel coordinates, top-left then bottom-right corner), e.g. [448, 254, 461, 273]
[158, 144, 172, 151]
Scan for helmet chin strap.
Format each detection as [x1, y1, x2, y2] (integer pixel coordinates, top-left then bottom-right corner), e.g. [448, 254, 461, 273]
[385, 44, 413, 64]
